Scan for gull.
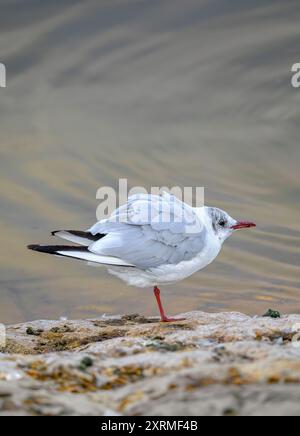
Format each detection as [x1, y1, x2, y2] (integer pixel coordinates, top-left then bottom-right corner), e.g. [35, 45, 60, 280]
[28, 193, 256, 322]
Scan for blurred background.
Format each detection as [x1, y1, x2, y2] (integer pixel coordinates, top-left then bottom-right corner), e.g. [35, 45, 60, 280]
[0, 0, 300, 323]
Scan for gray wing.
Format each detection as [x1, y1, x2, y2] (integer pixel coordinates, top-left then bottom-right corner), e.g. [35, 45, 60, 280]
[88, 193, 207, 269]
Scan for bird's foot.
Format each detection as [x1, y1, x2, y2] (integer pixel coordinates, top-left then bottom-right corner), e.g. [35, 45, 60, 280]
[160, 316, 186, 323]
[153, 287, 186, 323]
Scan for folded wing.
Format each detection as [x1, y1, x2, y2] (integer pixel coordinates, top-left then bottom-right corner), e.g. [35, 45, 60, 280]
[88, 193, 206, 269]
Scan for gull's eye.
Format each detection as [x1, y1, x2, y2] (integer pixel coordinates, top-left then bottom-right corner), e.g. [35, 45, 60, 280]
[219, 220, 226, 228]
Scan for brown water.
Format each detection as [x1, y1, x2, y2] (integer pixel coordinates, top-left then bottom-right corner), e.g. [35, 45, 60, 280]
[0, 0, 300, 324]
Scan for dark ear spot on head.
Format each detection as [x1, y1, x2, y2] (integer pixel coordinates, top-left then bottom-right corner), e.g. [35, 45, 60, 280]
[208, 208, 219, 233]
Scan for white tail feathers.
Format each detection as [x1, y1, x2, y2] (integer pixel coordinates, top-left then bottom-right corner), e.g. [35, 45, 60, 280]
[55, 250, 134, 266]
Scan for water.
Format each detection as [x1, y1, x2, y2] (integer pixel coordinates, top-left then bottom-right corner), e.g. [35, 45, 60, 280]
[0, 0, 299, 323]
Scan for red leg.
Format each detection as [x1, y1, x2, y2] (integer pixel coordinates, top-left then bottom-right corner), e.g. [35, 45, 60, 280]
[153, 286, 186, 322]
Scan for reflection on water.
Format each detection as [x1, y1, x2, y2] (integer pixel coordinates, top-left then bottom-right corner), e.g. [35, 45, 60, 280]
[0, 0, 300, 323]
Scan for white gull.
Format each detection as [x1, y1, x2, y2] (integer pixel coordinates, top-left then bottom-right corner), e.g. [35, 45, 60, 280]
[28, 192, 256, 322]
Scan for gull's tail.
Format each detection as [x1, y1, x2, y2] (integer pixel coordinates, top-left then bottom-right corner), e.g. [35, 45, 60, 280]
[27, 244, 134, 267]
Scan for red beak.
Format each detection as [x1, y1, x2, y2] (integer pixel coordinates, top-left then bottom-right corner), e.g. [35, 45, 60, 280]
[231, 221, 256, 230]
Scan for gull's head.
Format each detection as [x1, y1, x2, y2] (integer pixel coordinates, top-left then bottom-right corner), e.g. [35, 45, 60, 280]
[206, 207, 256, 243]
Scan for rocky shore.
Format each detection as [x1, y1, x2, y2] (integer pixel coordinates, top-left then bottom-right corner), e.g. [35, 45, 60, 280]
[1, 311, 300, 416]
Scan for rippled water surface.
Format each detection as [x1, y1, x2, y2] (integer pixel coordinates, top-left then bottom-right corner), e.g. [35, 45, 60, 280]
[0, 0, 300, 323]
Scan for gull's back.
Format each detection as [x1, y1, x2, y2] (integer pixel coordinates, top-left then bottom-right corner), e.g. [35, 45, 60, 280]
[88, 193, 208, 269]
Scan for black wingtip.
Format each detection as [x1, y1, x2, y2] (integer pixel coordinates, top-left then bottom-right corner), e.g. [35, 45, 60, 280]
[27, 244, 56, 254]
[27, 244, 88, 254]
[28, 244, 40, 251]
[51, 230, 105, 241]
